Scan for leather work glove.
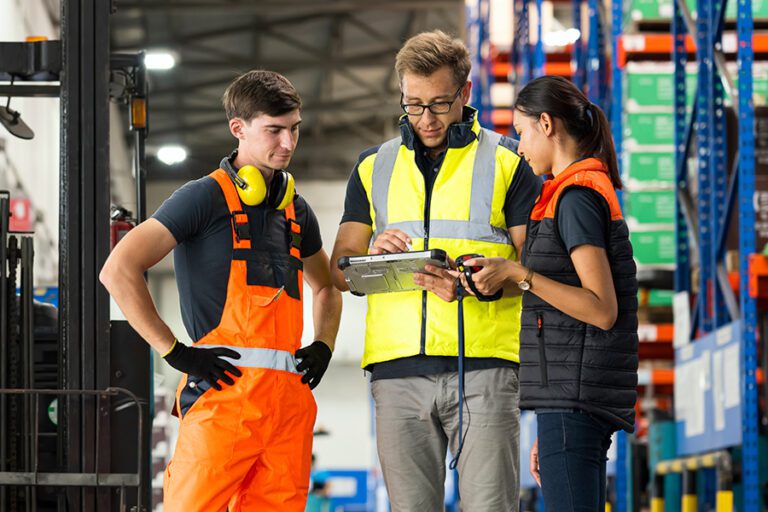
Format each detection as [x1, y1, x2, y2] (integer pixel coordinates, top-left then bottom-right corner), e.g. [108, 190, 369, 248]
[295, 341, 332, 390]
[163, 340, 243, 391]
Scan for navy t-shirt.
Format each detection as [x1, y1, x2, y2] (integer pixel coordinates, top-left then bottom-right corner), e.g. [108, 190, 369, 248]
[556, 187, 609, 252]
[152, 175, 322, 342]
[342, 135, 542, 380]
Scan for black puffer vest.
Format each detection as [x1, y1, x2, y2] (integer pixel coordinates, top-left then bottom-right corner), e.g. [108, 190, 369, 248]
[519, 158, 638, 432]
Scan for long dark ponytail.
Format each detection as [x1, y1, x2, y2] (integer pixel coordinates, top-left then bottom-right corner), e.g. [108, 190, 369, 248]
[513, 76, 622, 189]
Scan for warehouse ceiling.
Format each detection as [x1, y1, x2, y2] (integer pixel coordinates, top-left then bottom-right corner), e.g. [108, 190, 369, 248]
[111, 0, 464, 181]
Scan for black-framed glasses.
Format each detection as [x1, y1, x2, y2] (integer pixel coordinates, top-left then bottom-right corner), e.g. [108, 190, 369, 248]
[400, 85, 464, 116]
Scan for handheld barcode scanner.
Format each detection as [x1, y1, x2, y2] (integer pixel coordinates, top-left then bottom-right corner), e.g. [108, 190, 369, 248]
[456, 253, 503, 302]
[450, 254, 503, 469]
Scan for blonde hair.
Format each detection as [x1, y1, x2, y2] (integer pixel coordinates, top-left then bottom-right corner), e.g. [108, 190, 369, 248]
[395, 30, 471, 87]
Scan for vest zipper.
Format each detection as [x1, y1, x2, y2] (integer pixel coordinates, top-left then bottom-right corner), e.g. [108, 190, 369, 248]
[420, 155, 442, 355]
[537, 313, 548, 385]
[420, 205, 429, 355]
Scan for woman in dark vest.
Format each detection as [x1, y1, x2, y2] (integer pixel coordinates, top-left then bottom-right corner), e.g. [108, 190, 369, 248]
[452, 76, 638, 510]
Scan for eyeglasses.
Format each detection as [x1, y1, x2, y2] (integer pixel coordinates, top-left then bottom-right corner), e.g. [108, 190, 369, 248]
[400, 85, 464, 116]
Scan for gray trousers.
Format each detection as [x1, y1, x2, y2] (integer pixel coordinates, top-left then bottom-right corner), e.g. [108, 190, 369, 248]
[371, 367, 520, 512]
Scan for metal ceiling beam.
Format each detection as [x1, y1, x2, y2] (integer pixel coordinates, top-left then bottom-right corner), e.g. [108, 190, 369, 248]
[116, 0, 461, 14]
[170, 50, 395, 72]
[113, 11, 343, 51]
[147, 47, 398, 96]
[149, 102, 400, 136]
[150, 91, 399, 114]
[260, 26, 388, 102]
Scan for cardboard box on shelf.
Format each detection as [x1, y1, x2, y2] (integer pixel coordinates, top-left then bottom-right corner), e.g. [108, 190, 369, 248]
[625, 112, 676, 146]
[629, 0, 768, 21]
[624, 151, 676, 187]
[625, 189, 676, 225]
[625, 62, 768, 108]
[631, 229, 677, 265]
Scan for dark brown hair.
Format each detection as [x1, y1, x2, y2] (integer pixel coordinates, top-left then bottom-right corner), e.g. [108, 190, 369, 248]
[514, 76, 622, 189]
[222, 70, 301, 121]
[395, 30, 471, 88]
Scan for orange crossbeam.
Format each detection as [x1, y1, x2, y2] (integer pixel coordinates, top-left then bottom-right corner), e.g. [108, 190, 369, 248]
[492, 61, 573, 78]
[618, 33, 768, 67]
[749, 254, 768, 299]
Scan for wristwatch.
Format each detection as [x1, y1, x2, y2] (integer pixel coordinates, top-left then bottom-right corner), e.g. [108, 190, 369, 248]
[517, 267, 534, 291]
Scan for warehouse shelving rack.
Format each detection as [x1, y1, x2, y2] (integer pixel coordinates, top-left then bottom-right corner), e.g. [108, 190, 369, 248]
[671, 0, 760, 507]
[611, 0, 763, 509]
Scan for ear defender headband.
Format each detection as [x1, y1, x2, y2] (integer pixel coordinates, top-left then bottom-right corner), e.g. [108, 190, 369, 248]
[222, 152, 295, 209]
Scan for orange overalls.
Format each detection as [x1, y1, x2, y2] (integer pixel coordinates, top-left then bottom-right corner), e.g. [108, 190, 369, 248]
[163, 169, 317, 512]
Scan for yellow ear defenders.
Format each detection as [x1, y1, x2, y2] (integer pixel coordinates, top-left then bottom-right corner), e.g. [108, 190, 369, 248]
[230, 165, 295, 209]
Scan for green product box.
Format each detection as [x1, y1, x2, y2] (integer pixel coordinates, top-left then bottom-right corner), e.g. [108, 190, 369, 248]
[630, 0, 768, 20]
[645, 289, 675, 306]
[625, 151, 676, 184]
[630, 230, 677, 265]
[626, 69, 696, 107]
[724, 0, 768, 18]
[625, 112, 676, 145]
[625, 190, 676, 224]
[629, 0, 672, 20]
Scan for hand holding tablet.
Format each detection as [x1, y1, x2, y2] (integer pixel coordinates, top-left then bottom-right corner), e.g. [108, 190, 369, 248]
[337, 249, 449, 295]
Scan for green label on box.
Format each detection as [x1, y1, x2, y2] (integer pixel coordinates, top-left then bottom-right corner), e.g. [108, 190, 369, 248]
[626, 190, 676, 224]
[626, 112, 676, 145]
[625, 152, 676, 184]
[630, 230, 677, 265]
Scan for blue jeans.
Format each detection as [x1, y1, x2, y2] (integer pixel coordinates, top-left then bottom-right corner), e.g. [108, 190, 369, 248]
[536, 410, 615, 512]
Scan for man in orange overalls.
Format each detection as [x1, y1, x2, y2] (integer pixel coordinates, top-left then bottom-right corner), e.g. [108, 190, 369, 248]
[100, 70, 342, 511]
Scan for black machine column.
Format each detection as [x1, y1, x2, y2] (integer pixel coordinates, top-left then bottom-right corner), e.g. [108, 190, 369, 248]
[60, 1, 113, 510]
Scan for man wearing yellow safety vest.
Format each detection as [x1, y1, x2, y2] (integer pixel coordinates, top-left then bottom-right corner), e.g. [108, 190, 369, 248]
[101, 70, 342, 511]
[331, 31, 540, 511]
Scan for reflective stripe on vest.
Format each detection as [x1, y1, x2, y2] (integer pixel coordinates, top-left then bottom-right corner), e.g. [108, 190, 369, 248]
[360, 123, 522, 367]
[371, 128, 505, 243]
[197, 345, 301, 374]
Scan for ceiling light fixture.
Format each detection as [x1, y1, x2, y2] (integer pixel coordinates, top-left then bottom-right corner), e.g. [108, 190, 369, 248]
[157, 145, 187, 165]
[144, 51, 177, 71]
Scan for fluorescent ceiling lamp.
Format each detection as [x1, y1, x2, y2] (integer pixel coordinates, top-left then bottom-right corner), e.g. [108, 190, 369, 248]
[145, 51, 176, 70]
[157, 145, 187, 165]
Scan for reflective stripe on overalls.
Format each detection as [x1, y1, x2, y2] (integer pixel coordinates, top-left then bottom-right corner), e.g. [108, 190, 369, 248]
[163, 168, 316, 512]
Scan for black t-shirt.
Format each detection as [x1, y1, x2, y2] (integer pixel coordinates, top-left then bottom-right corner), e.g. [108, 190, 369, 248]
[556, 187, 609, 252]
[153, 175, 322, 342]
[341, 135, 541, 380]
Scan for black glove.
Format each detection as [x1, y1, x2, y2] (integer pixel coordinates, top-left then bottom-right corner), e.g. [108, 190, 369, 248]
[295, 341, 332, 390]
[164, 341, 243, 391]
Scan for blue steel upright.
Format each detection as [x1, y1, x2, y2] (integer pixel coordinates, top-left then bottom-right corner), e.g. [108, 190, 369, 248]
[711, 0, 729, 328]
[586, 0, 601, 103]
[610, 1, 628, 510]
[673, 0, 692, 297]
[571, 0, 584, 90]
[534, 0, 545, 77]
[467, 0, 493, 126]
[737, 0, 760, 505]
[696, 0, 715, 334]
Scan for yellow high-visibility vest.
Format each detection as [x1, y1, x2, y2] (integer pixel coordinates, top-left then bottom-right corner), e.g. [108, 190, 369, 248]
[358, 116, 526, 367]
